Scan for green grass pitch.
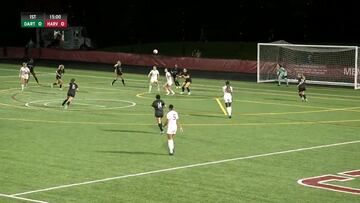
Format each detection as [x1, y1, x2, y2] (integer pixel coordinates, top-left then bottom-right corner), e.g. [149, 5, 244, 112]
[0, 63, 359, 202]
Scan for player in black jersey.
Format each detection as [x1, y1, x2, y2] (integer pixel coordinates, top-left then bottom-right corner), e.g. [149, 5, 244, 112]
[151, 94, 166, 134]
[180, 68, 192, 95]
[297, 73, 307, 102]
[27, 58, 39, 84]
[111, 61, 125, 86]
[52, 65, 65, 89]
[171, 64, 181, 88]
[62, 78, 78, 109]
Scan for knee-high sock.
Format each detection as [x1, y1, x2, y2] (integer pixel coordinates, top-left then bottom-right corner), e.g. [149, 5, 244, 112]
[149, 85, 152, 93]
[62, 99, 68, 106]
[226, 107, 232, 116]
[158, 123, 163, 131]
[168, 139, 174, 153]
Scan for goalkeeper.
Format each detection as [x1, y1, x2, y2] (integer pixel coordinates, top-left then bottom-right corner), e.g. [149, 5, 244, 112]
[276, 64, 289, 86]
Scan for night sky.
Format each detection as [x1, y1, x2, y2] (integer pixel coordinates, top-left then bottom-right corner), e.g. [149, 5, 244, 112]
[2, 0, 360, 47]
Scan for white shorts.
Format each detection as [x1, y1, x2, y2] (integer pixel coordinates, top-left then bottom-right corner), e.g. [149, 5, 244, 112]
[167, 126, 177, 135]
[21, 75, 29, 80]
[224, 95, 232, 103]
[166, 81, 173, 86]
[150, 79, 158, 84]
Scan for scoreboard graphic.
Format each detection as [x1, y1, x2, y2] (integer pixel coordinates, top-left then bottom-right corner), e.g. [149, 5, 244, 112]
[21, 12, 67, 28]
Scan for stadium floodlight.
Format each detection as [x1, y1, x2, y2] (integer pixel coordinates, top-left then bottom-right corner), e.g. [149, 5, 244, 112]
[257, 42, 359, 89]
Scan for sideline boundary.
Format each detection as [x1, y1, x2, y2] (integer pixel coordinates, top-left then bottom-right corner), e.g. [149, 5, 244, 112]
[0, 193, 48, 203]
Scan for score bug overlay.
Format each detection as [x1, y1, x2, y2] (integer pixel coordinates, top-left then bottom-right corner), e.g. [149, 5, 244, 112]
[21, 12, 67, 28]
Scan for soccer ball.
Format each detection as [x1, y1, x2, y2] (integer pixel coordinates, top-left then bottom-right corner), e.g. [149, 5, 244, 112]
[153, 49, 158, 54]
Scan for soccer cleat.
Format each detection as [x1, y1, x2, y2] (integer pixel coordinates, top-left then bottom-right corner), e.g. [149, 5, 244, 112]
[188, 92, 191, 95]
[160, 131, 164, 135]
[171, 92, 175, 95]
[180, 92, 184, 95]
[228, 115, 232, 119]
[166, 92, 170, 95]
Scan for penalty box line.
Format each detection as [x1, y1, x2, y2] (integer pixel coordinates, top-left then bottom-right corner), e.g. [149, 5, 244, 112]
[215, 98, 227, 115]
[11, 140, 360, 197]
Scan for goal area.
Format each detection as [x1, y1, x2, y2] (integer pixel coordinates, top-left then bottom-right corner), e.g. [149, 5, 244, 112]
[257, 42, 359, 89]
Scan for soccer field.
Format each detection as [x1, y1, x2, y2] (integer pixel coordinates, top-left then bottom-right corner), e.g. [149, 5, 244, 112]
[0, 63, 359, 203]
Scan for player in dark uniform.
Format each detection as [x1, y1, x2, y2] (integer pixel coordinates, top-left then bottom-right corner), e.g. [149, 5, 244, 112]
[27, 58, 39, 84]
[52, 65, 65, 89]
[62, 78, 78, 109]
[171, 64, 181, 88]
[111, 60, 125, 86]
[151, 94, 166, 134]
[297, 73, 307, 102]
[180, 68, 192, 95]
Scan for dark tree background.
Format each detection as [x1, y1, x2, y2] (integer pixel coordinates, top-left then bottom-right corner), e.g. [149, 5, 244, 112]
[1, 0, 359, 47]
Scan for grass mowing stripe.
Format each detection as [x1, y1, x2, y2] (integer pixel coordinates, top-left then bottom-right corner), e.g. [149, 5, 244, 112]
[11, 140, 360, 197]
[1, 117, 360, 126]
[215, 98, 227, 115]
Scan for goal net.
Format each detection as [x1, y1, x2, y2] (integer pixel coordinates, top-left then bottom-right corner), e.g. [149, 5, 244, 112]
[257, 42, 359, 89]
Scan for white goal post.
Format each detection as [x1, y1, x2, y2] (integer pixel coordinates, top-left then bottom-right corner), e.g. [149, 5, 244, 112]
[257, 42, 359, 89]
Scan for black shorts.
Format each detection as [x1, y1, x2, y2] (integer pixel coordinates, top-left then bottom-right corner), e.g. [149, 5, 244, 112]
[155, 111, 164, 118]
[185, 79, 192, 83]
[56, 75, 62, 80]
[116, 72, 123, 76]
[67, 92, 76, 97]
[298, 85, 306, 92]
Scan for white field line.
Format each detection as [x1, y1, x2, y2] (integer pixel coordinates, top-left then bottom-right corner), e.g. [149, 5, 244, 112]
[12, 140, 360, 197]
[0, 193, 48, 203]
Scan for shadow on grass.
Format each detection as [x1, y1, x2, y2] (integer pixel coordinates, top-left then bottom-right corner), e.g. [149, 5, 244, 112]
[266, 97, 295, 102]
[95, 150, 167, 156]
[187, 113, 224, 118]
[102, 129, 155, 134]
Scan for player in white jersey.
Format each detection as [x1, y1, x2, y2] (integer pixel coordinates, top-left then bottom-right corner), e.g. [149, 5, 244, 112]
[223, 81, 233, 118]
[148, 66, 160, 93]
[19, 62, 30, 91]
[163, 104, 183, 155]
[163, 68, 175, 95]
